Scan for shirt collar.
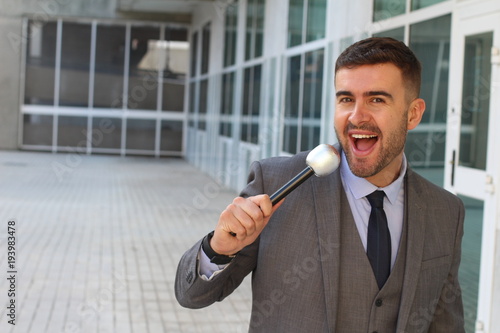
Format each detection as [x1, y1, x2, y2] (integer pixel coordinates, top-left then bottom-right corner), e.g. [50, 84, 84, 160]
[340, 151, 407, 205]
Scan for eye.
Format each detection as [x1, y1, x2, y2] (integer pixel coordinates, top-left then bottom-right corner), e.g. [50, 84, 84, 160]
[338, 97, 353, 103]
[371, 97, 385, 103]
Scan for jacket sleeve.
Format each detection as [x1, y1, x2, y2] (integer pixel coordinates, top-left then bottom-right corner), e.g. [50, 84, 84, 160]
[428, 198, 465, 332]
[174, 161, 265, 309]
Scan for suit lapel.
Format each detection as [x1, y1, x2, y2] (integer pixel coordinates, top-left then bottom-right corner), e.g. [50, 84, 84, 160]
[396, 169, 427, 331]
[310, 168, 344, 332]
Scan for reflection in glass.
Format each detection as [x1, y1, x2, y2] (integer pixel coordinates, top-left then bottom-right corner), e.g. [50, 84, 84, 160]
[24, 21, 57, 105]
[285, 55, 301, 118]
[458, 195, 483, 333]
[241, 65, 261, 143]
[161, 120, 183, 152]
[199, 79, 208, 131]
[92, 117, 122, 150]
[283, 124, 298, 154]
[126, 119, 156, 151]
[288, 0, 304, 47]
[201, 23, 211, 74]
[406, 15, 450, 174]
[373, 27, 404, 42]
[23, 114, 53, 146]
[128, 26, 160, 110]
[94, 24, 126, 109]
[220, 72, 236, 138]
[57, 116, 87, 147]
[459, 32, 492, 170]
[306, 0, 326, 43]
[224, 1, 239, 67]
[283, 48, 323, 154]
[59, 22, 91, 107]
[245, 0, 265, 60]
[161, 27, 188, 112]
[301, 48, 323, 151]
[190, 32, 198, 77]
[373, 0, 406, 22]
[412, 0, 446, 11]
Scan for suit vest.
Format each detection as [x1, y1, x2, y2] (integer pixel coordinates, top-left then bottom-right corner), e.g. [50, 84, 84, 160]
[335, 192, 408, 332]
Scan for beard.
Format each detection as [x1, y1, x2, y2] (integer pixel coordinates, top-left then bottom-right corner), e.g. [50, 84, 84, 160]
[335, 112, 408, 179]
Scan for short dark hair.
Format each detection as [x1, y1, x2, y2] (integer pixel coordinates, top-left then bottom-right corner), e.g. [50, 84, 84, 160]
[335, 37, 422, 99]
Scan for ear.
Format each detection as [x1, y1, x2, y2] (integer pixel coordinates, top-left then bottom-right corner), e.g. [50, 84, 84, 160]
[407, 98, 426, 130]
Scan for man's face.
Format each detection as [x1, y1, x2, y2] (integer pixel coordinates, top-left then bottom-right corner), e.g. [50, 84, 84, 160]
[334, 63, 424, 186]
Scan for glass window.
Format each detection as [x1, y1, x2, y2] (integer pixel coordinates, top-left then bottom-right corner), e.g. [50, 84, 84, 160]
[127, 26, 160, 111]
[306, 0, 326, 43]
[406, 15, 451, 171]
[241, 65, 261, 143]
[459, 32, 492, 170]
[220, 72, 236, 137]
[190, 31, 198, 77]
[57, 116, 88, 147]
[288, 0, 303, 47]
[188, 82, 196, 128]
[161, 120, 183, 152]
[24, 21, 57, 105]
[284, 54, 301, 153]
[373, 0, 406, 22]
[23, 114, 53, 146]
[224, 1, 239, 67]
[126, 119, 156, 151]
[201, 23, 211, 74]
[199, 79, 208, 130]
[288, 0, 326, 47]
[92, 117, 122, 150]
[300, 48, 323, 151]
[59, 22, 91, 107]
[283, 48, 323, 154]
[245, 0, 265, 60]
[161, 28, 189, 112]
[373, 27, 405, 41]
[412, 0, 446, 11]
[94, 24, 126, 109]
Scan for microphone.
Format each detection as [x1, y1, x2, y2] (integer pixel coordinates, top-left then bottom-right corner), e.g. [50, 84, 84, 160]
[229, 144, 340, 237]
[269, 144, 340, 205]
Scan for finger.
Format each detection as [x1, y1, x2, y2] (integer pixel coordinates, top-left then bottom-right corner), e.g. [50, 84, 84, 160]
[231, 198, 262, 237]
[249, 194, 273, 217]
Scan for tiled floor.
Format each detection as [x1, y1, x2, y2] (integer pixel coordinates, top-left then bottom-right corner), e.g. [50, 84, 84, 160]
[0, 151, 251, 333]
[0, 151, 481, 332]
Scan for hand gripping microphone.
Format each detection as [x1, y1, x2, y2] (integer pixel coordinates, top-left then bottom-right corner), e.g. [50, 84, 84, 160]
[269, 144, 340, 205]
[228, 144, 340, 237]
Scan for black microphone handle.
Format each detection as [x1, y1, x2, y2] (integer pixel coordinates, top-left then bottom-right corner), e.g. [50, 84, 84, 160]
[228, 166, 314, 236]
[269, 166, 315, 205]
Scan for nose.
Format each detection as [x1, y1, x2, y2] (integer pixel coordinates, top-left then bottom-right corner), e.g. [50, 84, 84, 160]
[348, 102, 371, 126]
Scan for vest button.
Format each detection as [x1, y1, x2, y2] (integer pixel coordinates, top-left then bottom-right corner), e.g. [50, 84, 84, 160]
[375, 298, 383, 307]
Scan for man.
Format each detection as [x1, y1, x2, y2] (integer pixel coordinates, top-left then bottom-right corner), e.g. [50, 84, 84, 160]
[175, 37, 465, 332]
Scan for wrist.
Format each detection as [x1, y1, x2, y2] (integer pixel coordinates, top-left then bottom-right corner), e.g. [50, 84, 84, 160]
[202, 231, 237, 265]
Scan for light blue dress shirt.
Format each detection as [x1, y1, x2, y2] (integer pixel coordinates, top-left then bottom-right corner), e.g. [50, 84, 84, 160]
[339, 151, 406, 270]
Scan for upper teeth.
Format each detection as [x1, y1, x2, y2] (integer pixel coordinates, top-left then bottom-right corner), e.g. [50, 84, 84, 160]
[352, 134, 377, 139]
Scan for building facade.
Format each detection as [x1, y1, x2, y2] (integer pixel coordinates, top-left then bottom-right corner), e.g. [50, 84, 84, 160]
[186, 1, 500, 332]
[0, 0, 499, 332]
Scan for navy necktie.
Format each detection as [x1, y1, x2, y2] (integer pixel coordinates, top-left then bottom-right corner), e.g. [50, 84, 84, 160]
[366, 190, 391, 289]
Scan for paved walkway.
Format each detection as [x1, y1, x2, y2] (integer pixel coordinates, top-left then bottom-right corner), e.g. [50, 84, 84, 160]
[0, 150, 481, 333]
[0, 151, 251, 333]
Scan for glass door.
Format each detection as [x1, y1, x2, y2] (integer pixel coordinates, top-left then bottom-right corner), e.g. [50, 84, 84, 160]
[445, 10, 500, 333]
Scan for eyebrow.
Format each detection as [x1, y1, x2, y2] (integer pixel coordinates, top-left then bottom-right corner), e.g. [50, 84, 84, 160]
[336, 90, 394, 100]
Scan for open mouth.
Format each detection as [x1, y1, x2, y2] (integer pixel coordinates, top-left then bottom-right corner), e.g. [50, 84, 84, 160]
[350, 133, 378, 153]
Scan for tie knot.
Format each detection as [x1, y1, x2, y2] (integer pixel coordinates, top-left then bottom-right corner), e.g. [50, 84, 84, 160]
[367, 190, 385, 209]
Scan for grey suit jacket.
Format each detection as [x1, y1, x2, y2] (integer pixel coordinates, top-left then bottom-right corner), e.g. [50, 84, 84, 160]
[175, 149, 465, 332]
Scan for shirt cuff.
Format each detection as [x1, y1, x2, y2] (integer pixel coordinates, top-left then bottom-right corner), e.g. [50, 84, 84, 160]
[198, 247, 230, 281]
